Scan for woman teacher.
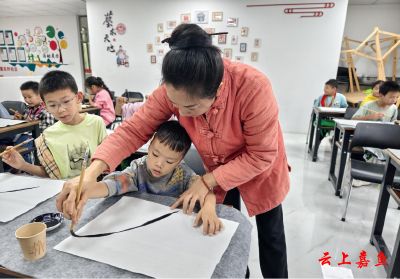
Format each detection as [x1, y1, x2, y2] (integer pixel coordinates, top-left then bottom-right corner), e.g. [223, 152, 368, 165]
[57, 24, 290, 278]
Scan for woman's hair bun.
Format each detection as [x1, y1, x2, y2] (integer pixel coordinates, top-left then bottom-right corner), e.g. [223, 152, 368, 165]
[166, 24, 212, 50]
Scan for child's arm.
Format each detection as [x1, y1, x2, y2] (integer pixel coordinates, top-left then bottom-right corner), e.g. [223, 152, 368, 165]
[2, 147, 49, 177]
[193, 192, 223, 237]
[352, 112, 385, 121]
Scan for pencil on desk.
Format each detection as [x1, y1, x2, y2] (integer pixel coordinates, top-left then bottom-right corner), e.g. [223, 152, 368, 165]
[361, 108, 390, 118]
[9, 109, 25, 119]
[0, 138, 34, 157]
[70, 146, 90, 232]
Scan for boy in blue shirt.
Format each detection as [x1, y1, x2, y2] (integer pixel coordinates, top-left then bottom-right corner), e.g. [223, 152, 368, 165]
[314, 79, 348, 144]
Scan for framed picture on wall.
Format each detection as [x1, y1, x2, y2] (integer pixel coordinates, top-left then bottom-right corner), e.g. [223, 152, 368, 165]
[223, 48, 232, 60]
[241, 27, 248, 36]
[194, 11, 208, 24]
[212, 12, 223, 21]
[0, 31, 5, 46]
[240, 43, 247, 52]
[147, 44, 153, 52]
[231, 35, 238, 45]
[151, 55, 156, 63]
[17, 47, 26, 62]
[155, 36, 161, 45]
[181, 13, 191, 23]
[157, 23, 164, 32]
[235, 56, 243, 62]
[167, 20, 177, 29]
[0, 47, 8, 62]
[254, 38, 261, 47]
[218, 34, 226, 44]
[157, 49, 165, 56]
[251, 52, 258, 61]
[5, 30, 14, 46]
[227, 17, 238, 27]
[8, 47, 17, 62]
[204, 28, 215, 34]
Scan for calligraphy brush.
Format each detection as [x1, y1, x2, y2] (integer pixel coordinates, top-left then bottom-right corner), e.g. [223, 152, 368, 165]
[360, 107, 390, 118]
[0, 138, 33, 157]
[9, 109, 25, 119]
[70, 146, 90, 232]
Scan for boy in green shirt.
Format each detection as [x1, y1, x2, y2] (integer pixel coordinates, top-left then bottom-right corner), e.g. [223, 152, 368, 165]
[2, 71, 107, 179]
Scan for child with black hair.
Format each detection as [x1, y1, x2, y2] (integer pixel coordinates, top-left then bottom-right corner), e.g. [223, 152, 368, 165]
[0, 81, 55, 169]
[61, 120, 223, 236]
[2, 70, 107, 179]
[85, 76, 115, 127]
[360, 80, 384, 107]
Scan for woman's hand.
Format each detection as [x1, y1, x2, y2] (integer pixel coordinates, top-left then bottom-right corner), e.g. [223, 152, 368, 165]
[56, 178, 96, 225]
[2, 147, 27, 170]
[171, 173, 217, 215]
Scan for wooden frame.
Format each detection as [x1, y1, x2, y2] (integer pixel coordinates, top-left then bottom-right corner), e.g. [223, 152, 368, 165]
[181, 13, 191, 23]
[340, 27, 400, 96]
[240, 43, 247, 52]
[212, 12, 223, 21]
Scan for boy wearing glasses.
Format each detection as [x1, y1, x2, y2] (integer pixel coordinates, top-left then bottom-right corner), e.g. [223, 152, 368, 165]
[2, 71, 107, 179]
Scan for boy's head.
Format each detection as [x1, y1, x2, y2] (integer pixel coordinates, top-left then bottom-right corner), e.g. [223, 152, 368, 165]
[147, 121, 192, 178]
[372, 80, 384, 98]
[39, 70, 83, 124]
[378, 81, 400, 106]
[20, 81, 41, 108]
[324, 79, 338, 96]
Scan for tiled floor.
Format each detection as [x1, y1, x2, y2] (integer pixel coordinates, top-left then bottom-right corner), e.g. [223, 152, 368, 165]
[241, 133, 400, 278]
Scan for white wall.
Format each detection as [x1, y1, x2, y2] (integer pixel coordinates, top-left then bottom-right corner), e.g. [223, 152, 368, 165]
[341, 4, 400, 78]
[0, 16, 84, 93]
[0, 76, 42, 103]
[87, 0, 348, 134]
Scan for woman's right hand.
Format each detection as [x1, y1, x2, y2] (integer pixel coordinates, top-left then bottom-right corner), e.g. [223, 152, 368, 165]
[2, 147, 27, 170]
[368, 112, 385, 120]
[56, 177, 97, 226]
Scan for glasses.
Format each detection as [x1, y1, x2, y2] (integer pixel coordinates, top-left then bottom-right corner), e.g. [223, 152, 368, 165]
[45, 95, 77, 112]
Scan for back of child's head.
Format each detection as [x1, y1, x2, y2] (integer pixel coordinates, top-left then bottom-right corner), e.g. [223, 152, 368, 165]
[372, 80, 384, 89]
[39, 70, 78, 101]
[85, 76, 113, 100]
[154, 121, 191, 156]
[325, 79, 338, 90]
[379, 81, 400, 96]
[20, 81, 39, 95]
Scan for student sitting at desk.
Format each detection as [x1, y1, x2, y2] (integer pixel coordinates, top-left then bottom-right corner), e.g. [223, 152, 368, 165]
[59, 121, 223, 236]
[0, 81, 56, 169]
[351, 81, 400, 187]
[85, 76, 115, 127]
[314, 79, 348, 143]
[2, 71, 107, 179]
[359, 80, 384, 107]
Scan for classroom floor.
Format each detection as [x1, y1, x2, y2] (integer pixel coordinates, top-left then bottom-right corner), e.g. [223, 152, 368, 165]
[241, 133, 400, 278]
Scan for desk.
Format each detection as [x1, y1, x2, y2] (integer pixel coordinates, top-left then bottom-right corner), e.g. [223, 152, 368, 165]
[0, 120, 40, 173]
[307, 107, 345, 162]
[342, 91, 367, 108]
[370, 150, 400, 278]
[79, 106, 101, 116]
[328, 123, 355, 196]
[0, 191, 252, 278]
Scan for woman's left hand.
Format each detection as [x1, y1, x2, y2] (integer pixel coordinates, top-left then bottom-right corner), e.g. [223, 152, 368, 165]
[171, 178, 210, 215]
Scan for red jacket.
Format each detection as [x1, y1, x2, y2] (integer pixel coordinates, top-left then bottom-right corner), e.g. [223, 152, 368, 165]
[92, 59, 290, 216]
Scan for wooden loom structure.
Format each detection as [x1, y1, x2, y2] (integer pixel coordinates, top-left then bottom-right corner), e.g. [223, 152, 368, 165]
[340, 27, 400, 93]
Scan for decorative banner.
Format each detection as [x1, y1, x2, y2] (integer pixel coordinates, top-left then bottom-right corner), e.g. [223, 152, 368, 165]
[246, 2, 335, 18]
[116, 23, 126, 35]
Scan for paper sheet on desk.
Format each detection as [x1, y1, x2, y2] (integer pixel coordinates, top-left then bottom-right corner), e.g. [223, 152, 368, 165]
[318, 107, 347, 113]
[0, 119, 26, 128]
[333, 119, 394, 128]
[54, 196, 239, 278]
[0, 173, 64, 222]
[388, 149, 400, 160]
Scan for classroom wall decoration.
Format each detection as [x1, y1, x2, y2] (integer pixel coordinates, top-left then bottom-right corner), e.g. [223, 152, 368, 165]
[116, 23, 126, 35]
[194, 11, 209, 24]
[116, 45, 129, 67]
[181, 13, 191, 23]
[246, 2, 335, 18]
[2, 25, 70, 72]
